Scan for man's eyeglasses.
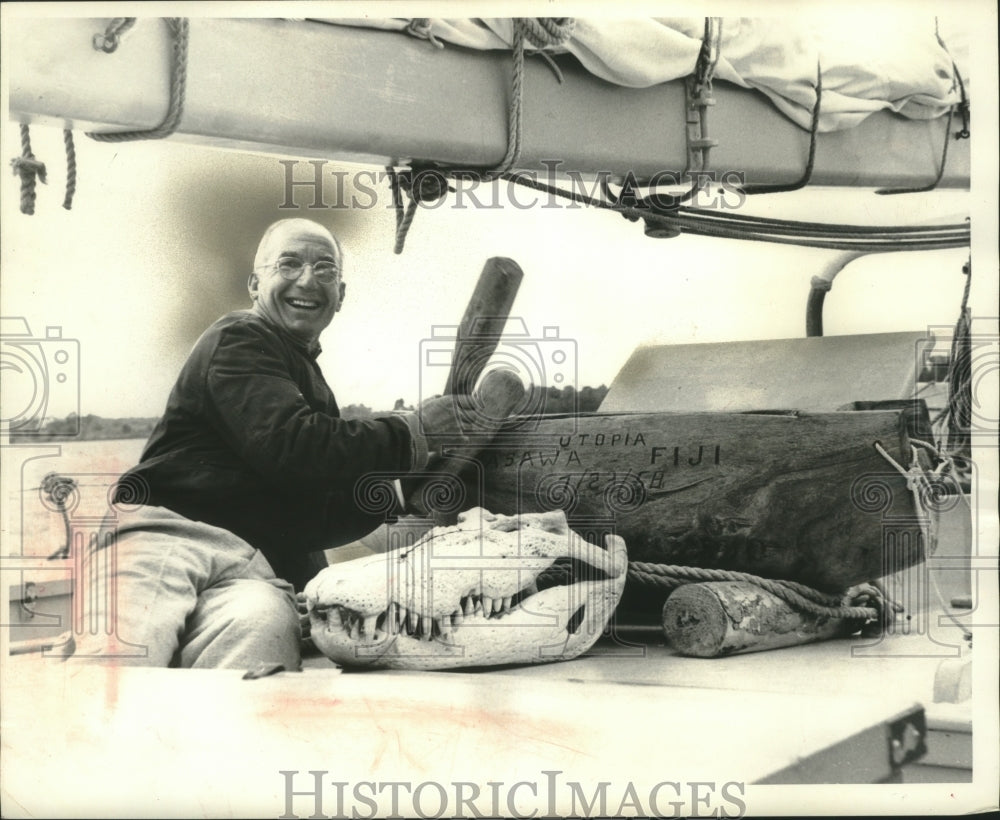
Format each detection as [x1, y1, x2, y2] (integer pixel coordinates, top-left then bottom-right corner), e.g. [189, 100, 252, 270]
[265, 257, 341, 285]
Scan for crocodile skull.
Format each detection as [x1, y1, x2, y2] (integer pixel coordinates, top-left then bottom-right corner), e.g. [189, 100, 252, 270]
[304, 507, 628, 669]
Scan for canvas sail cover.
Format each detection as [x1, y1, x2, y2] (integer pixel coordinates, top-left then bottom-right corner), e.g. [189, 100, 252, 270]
[316, 16, 969, 133]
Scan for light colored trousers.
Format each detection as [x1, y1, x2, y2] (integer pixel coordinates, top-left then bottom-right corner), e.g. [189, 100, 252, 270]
[71, 505, 301, 669]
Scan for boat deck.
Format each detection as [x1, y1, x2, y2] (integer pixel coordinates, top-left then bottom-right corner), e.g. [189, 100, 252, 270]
[3, 552, 979, 818]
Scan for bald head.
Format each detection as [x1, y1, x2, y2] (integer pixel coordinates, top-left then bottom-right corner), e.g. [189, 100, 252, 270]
[248, 218, 346, 345]
[254, 219, 343, 272]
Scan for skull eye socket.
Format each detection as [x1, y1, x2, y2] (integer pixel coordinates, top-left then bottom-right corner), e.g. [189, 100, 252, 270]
[566, 603, 586, 635]
[536, 554, 615, 592]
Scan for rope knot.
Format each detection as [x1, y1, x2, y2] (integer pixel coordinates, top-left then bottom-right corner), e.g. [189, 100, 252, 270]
[516, 18, 576, 49]
[11, 123, 48, 215]
[10, 156, 47, 184]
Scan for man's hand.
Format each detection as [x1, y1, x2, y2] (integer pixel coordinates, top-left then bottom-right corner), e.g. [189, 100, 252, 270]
[415, 392, 485, 451]
[423, 369, 526, 443]
[403, 370, 526, 518]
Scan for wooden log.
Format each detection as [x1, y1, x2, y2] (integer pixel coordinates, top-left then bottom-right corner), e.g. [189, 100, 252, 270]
[465, 409, 922, 591]
[406, 256, 524, 523]
[661, 580, 863, 657]
[443, 257, 524, 397]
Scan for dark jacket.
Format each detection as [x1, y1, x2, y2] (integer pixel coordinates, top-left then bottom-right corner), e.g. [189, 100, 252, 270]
[117, 311, 421, 589]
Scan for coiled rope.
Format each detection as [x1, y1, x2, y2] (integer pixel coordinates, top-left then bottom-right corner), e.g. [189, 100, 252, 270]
[491, 18, 576, 176]
[386, 17, 573, 252]
[627, 562, 898, 623]
[87, 18, 189, 142]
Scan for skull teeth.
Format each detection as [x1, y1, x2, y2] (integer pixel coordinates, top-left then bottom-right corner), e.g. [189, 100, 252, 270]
[325, 575, 549, 644]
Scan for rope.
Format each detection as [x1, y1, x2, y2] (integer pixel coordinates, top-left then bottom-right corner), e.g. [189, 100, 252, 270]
[627, 561, 893, 622]
[87, 18, 190, 142]
[952, 65, 970, 140]
[395, 200, 419, 255]
[387, 164, 452, 254]
[10, 124, 47, 215]
[92, 17, 137, 53]
[739, 62, 822, 195]
[874, 438, 973, 643]
[660, 18, 725, 210]
[873, 440, 940, 565]
[500, 172, 970, 251]
[697, 17, 723, 87]
[62, 130, 77, 210]
[946, 258, 973, 457]
[388, 18, 574, 251]
[877, 20, 966, 195]
[933, 17, 971, 140]
[875, 106, 954, 195]
[491, 18, 575, 176]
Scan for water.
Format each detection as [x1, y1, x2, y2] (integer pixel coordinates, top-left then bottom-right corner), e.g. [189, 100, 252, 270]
[4, 438, 147, 558]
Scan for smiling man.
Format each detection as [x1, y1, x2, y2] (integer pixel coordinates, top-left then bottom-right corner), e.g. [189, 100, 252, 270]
[73, 219, 474, 670]
[250, 219, 346, 346]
